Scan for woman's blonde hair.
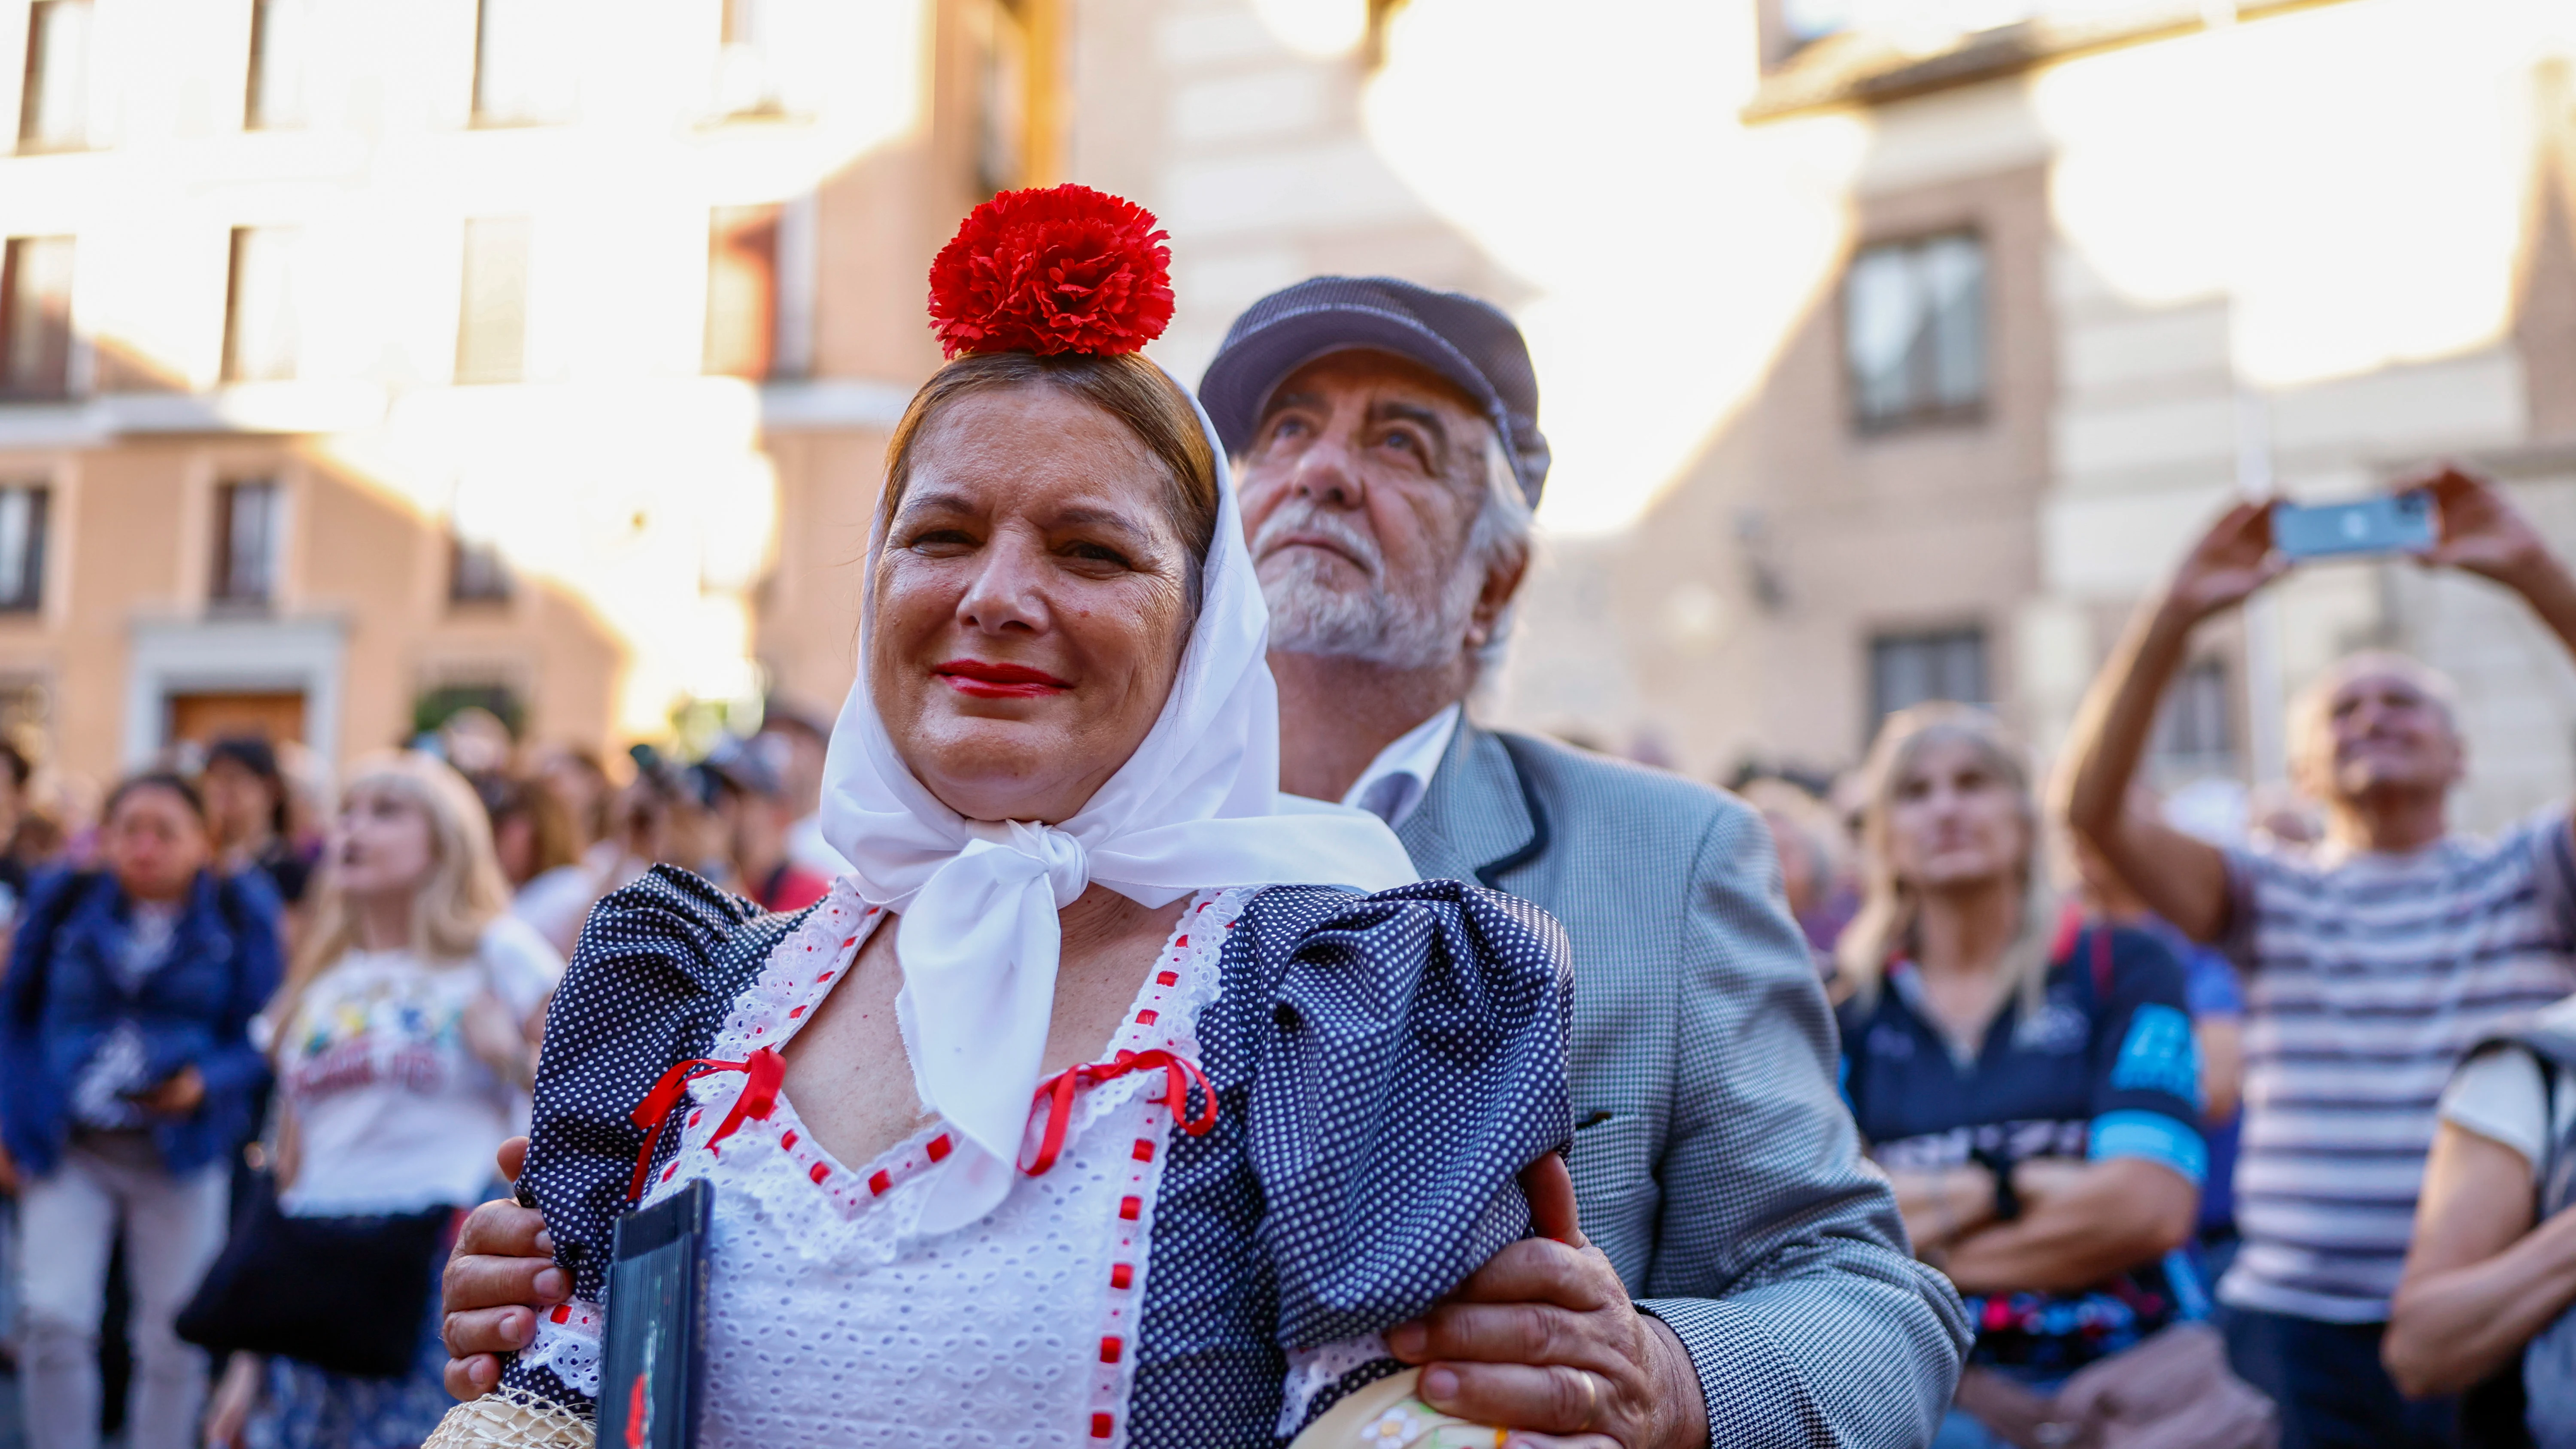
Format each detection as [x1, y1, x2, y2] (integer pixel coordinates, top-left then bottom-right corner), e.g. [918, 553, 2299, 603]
[271, 750, 512, 1048]
[1833, 704, 2059, 1021]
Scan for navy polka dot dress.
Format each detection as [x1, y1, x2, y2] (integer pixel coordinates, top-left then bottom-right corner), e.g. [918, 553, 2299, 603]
[504, 866, 1571, 1447]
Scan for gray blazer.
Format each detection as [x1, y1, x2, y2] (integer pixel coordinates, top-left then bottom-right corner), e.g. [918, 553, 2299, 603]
[1398, 721, 1968, 1446]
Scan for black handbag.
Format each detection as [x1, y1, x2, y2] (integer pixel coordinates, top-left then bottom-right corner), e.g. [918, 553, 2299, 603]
[176, 1173, 455, 1378]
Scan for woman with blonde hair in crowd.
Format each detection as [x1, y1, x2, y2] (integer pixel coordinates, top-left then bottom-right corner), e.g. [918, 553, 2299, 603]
[1832, 705, 2258, 1447]
[202, 751, 562, 1449]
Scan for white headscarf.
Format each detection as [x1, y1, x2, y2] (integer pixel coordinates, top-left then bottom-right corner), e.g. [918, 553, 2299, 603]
[817, 360, 1419, 1233]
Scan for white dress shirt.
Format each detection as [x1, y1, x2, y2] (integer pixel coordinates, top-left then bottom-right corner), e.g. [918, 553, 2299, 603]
[1334, 704, 1462, 830]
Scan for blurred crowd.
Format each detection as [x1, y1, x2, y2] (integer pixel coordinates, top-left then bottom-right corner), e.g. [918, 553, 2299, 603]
[1735, 469, 2576, 1449]
[0, 700, 848, 1449]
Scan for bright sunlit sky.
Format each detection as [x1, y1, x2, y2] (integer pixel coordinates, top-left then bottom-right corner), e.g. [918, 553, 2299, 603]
[1308, 0, 2576, 535]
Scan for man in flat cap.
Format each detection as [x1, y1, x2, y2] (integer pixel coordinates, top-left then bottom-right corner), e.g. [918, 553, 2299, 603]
[1198, 278, 1966, 1446]
[437, 279, 1966, 1446]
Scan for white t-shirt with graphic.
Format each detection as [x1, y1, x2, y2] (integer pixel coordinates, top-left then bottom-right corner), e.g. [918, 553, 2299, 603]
[277, 915, 564, 1216]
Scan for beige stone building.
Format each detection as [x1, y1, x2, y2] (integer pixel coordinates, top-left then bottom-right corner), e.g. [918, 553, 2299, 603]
[0, 0, 1069, 790]
[1491, 0, 2576, 832]
[0, 0, 1514, 799]
[20, 0, 2574, 841]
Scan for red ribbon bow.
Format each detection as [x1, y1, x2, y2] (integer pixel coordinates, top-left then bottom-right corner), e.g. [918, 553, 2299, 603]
[624, 1044, 1217, 1201]
[1020, 1049, 1217, 1177]
[625, 1048, 786, 1202]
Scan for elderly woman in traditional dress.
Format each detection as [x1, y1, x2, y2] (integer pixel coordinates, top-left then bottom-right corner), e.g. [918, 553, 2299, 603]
[427, 186, 1571, 1449]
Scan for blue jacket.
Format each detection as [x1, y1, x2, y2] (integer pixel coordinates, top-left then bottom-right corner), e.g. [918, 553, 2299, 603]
[0, 867, 283, 1176]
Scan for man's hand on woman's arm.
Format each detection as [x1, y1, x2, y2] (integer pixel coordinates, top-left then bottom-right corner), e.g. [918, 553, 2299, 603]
[440, 1136, 569, 1400]
[2059, 501, 2278, 944]
[1384, 1154, 1708, 1449]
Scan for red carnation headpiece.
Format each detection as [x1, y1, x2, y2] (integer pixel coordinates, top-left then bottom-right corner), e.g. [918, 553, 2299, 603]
[927, 184, 1175, 359]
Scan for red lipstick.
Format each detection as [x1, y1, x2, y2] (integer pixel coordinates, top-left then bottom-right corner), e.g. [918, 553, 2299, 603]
[933, 658, 1072, 699]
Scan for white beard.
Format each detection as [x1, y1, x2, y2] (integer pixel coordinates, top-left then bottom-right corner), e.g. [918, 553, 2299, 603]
[1261, 544, 1480, 671]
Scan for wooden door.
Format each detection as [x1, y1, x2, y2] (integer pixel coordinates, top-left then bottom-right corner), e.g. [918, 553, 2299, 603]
[167, 690, 305, 747]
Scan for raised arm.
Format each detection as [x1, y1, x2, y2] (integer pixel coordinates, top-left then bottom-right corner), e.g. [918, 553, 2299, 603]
[2416, 468, 2576, 847]
[2060, 501, 2283, 943]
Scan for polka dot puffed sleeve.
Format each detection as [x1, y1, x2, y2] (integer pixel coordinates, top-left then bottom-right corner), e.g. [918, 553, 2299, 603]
[1237, 879, 1574, 1351]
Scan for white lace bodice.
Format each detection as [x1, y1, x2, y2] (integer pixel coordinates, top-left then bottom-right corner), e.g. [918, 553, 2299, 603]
[525, 879, 1245, 1449]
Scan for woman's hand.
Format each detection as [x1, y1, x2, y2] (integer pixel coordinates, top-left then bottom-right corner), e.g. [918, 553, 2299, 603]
[2158, 500, 2288, 629]
[134, 1065, 206, 1118]
[1887, 1165, 1996, 1259]
[204, 1352, 261, 1448]
[2009, 1156, 2090, 1208]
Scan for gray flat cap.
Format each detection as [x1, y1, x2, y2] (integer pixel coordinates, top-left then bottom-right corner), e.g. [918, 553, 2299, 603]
[1198, 276, 1550, 506]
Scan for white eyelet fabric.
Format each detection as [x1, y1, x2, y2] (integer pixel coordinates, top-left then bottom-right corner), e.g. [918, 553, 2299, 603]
[506, 866, 1574, 1449]
[517, 1300, 602, 1400]
[629, 878, 1236, 1449]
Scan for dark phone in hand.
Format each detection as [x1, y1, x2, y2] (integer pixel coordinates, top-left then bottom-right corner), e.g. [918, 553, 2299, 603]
[2272, 493, 2436, 560]
[596, 1179, 712, 1449]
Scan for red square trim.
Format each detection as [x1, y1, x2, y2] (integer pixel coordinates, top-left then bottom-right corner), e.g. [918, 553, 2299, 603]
[1156, 971, 1178, 987]
[927, 1134, 953, 1162]
[1109, 1262, 1133, 1290]
[1099, 1336, 1122, 1364]
[781, 1130, 798, 1150]
[866, 1168, 890, 1194]
[550, 1304, 571, 1324]
[1136, 1009, 1159, 1027]
[1090, 1413, 1113, 1439]
[1118, 1195, 1141, 1221]
[1131, 1139, 1154, 1162]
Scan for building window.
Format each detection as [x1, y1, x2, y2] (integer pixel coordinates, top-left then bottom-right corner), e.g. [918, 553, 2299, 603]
[222, 228, 299, 383]
[1845, 231, 1987, 431]
[704, 204, 780, 380]
[212, 479, 281, 607]
[455, 217, 530, 385]
[969, 0, 1034, 196]
[0, 485, 49, 613]
[2153, 656, 2235, 778]
[0, 237, 75, 400]
[17, 0, 89, 152]
[472, 0, 576, 125]
[449, 532, 511, 605]
[245, 0, 308, 130]
[1868, 625, 1988, 732]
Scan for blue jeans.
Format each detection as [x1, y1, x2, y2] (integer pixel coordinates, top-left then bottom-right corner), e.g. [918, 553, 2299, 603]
[2224, 1307, 2456, 1449]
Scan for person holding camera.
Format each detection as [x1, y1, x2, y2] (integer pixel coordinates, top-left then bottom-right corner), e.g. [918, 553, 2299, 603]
[0, 772, 285, 1449]
[2063, 467, 2576, 1447]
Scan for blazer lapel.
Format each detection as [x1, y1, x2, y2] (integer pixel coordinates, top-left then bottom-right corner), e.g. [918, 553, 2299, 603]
[1397, 719, 1538, 887]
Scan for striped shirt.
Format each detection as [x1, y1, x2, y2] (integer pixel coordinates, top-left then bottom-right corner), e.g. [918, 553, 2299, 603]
[2220, 813, 2576, 1322]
